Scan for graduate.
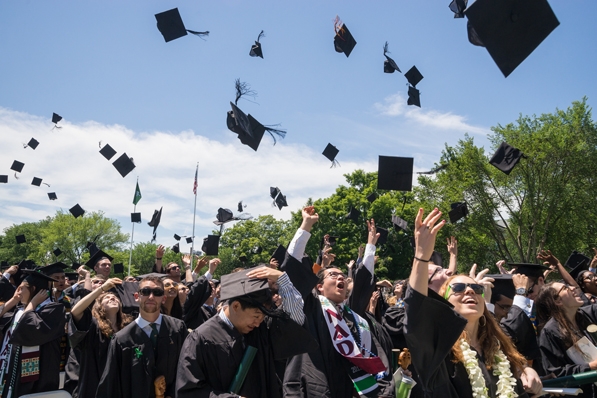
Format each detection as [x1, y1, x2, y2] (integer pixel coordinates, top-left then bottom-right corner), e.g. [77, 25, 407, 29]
[0, 269, 66, 397]
[182, 257, 220, 330]
[403, 208, 542, 398]
[96, 276, 188, 398]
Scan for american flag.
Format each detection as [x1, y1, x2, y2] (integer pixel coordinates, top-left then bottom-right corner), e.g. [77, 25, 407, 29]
[193, 165, 198, 195]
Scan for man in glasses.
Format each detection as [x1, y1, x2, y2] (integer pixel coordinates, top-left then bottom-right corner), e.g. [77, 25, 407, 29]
[97, 276, 188, 398]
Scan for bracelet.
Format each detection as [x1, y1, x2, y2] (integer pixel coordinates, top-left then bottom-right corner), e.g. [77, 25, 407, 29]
[414, 256, 430, 263]
[156, 257, 162, 260]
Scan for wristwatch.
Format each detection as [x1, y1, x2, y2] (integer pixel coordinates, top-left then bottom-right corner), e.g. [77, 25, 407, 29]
[515, 287, 527, 296]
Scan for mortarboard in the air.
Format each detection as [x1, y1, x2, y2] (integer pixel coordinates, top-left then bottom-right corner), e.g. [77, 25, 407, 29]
[113, 263, 124, 274]
[333, 16, 357, 57]
[16, 234, 26, 244]
[249, 30, 265, 58]
[392, 215, 409, 232]
[270, 187, 288, 210]
[417, 164, 449, 175]
[202, 235, 220, 256]
[383, 42, 401, 73]
[405, 66, 424, 87]
[112, 153, 135, 178]
[488, 274, 515, 301]
[11, 160, 24, 175]
[31, 177, 42, 187]
[186, 237, 193, 244]
[509, 262, 549, 278]
[449, 202, 468, 223]
[366, 192, 378, 203]
[322, 143, 340, 167]
[237, 201, 244, 213]
[52, 248, 62, 257]
[430, 251, 443, 267]
[99, 143, 117, 160]
[148, 207, 163, 242]
[174, 234, 181, 241]
[253, 246, 263, 254]
[0, 175, 7, 183]
[377, 156, 414, 191]
[48, 192, 57, 200]
[219, 266, 273, 304]
[239, 254, 248, 263]
[86, 241, 100, 257]
[131, 212, 141, 223]
[69, 204, 85, 218]
[407, 86, 421, 108]
[489, 142, 525, 175]
[52, 113, 62, 128]
[22, 269, 58, 292]
[65, 272, 79, 282]
[376, 227, 388, 245]
[464, 0, 559, 77]
[449, 0, 468, 18]
[217, 208, 234, 224]
[565, 251, 591, 280]
[39, 262, 67, 276]
[345, 206, 361, 223]
[25, 138, 39, 150]
[155, 8, 209, 43]
[271, 245, 287, 265]
[85, 249, 113, 268]
[172, 243, 180, 254]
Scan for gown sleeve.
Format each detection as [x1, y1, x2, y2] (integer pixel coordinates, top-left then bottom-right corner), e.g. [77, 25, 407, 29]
[539, 321, 592, 377]
[9, 302, 66, 346]
[499, 305, 541, 361]
[68, 307, 93, 350]
[96, 338, 123, 398]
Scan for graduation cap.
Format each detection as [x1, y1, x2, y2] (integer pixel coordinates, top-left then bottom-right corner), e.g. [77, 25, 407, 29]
[488, 274, 515, 301]
[113, 263, 124, 274]
[69, 204, 85, 218]
[131, 212, 141, 223]
[430, 251, 443, 267]
[565, 251, 592, 280]
[271, 245, 287, 265]
[112, 153, 135, 178]
[11, 160, 24, 178]
[173, 234, 181, 241]
[449, 0, 468, 18]
[48, 192, 57, 200]
[86, 241, 100, 257]
[239, 254, 248, 263]
[217, 208, 234, 223]
[322, 143, 340, 168]
[39, 262, 67, 276]
[85, 249, 114, 268]
[238, 201, 244, 213]
[417, 164, 448, 175]
[31, 177, 42, 187]
[333, 16, 357, 57]
[186, 237, 193, 244]
[253, 246, 263, 254]
[392, 215, 409, 232]
[52, 248, 62, 257]
[0, 175, 7, 183]
[24, 138, 39, 150]
[377, 156, 413, 191]
[405, 66, 424, 87]
[249, 30, 265, 58]
[22, 270, 58, 291]
[345, 206, 361, 223]
[449, 202, 468, 223]
[155, 8, 209, 43]
[52, 113, 62, 128]
[99, 143, 117, 160]
[148, 207, 162, 242]
[65, 272, 79, 282]
[407, 86, 421, 108]
[366, 192, 378, 203]
[465, 0, 559, 77]
[509, 262, 549, 278]
[16, 234, 26, 244]
[202, 235, 220, 256]
[219, 266, 273, 305]
[383, 41, 401, 73]
[270, 187, 288, 210]
[171, 243, 180, 254]
[489, 142, 525, 175]
[376, 227, 388, 245]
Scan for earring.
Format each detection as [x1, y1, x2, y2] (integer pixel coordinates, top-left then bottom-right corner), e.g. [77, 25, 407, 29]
[479, 315, 487, 327]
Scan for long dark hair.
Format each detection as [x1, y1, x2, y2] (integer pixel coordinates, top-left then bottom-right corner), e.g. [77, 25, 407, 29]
[536, 282, 585, 348]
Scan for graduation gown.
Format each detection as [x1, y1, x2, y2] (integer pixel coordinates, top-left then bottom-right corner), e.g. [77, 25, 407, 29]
[404, 286, 529, 398]
[96, 315, 188, 398]
[182, 276, 213, 330]
[1, 302, 66, 397]
[498, 305, 542, 368]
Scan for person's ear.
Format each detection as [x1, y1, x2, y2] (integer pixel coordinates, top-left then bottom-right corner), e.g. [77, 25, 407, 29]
[316, 283, 324, 294]
[134, 292, 139, 302]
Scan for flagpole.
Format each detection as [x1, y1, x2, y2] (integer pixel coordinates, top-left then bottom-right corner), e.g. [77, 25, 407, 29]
[191, 163, 199, 271]
[128, 176, 141, 276]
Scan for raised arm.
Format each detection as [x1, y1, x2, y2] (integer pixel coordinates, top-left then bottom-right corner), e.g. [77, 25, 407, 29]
[154, 244, 165, 273]
[287, 206, 319, 261]
[70, 278, 122, 321]
[537, 250, 575, 286]
[446, 236, 458, 275]
[409, 208, 445, 296]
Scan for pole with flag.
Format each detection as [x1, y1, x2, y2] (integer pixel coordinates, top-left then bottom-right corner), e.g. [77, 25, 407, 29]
[191, 163, 198, 268]
[129, 178, 142, 276]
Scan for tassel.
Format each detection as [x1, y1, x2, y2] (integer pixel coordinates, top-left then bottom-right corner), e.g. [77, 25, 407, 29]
[383, 41, 389, 57]
[263, 126, 286, 145]
[43, 183, 50, 187]
[186, 30, 210, 39]
[234, 79, 257, 105]
[14, 173, 19, 180]
[256, 30, 265, 43]
[330, 159, 340, 169]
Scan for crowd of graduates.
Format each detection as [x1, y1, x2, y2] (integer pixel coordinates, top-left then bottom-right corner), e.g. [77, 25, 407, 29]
[2, 206, 597, 397]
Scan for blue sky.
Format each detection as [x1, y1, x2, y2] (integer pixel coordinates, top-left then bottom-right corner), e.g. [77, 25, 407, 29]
[1, 1, 596, 253]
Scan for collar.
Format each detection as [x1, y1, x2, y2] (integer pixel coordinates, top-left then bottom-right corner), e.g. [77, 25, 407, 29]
[217, 308, 234, 329]
[136, 313, 163, 330]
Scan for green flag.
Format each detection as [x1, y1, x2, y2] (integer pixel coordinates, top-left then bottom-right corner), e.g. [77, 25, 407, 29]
[133, 181, 142, 205]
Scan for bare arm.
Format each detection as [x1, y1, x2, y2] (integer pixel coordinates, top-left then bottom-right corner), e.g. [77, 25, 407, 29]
[409, 208, 445, 296]
[182, 254, 194, 282]
[155, 245, 165, 273]
[70, 278, 122, 321]
[446, 236, 458, 275]
[537, 250, 575, 286]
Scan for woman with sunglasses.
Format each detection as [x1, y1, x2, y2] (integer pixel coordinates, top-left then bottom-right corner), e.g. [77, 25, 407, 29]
[536, 281, 597, 397]
[404, 208, 542, 398]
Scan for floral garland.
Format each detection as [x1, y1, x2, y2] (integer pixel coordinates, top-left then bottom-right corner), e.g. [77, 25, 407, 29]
[459, 339, 518, 398]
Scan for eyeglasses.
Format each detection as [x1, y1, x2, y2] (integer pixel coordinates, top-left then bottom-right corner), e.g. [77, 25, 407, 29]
[164, 281, 178, 288]
[139, 288, 165, 297]
[428, 267, 442, 284]
[495, 302, 512, 312]
[444, 283, 484, 299]
[324, 271, 346, 281]
[556, 284, 580, 296]
[584, 274, 596, 281]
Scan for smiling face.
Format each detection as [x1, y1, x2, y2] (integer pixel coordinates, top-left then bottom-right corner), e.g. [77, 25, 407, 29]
[317, 268, 346, 304]
[552, 282, 584, 309]
[442, 275, 484, 322]
[166, 263, 181, 278]
[579, 271, 597, 295]
[163, 278, 178, 299]
[100, 293, 121, 314]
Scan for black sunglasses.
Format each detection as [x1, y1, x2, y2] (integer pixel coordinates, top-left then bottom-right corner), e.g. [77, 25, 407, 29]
[444, 283, 484, 299]
[139, 287, 165, 297]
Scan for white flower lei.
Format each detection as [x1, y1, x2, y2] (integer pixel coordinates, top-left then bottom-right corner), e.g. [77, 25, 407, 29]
[459, 338, 518, 398]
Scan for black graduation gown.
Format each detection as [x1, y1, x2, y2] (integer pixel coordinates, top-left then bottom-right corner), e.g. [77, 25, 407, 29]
[1, 302, 66, 398]
[96, 315, 188, 398]
[498, 305, 542, 369]
[63, 286, 91, 398]
[113, 281, 140, 317]
[539, 303, 597, 398]
[0, 279, 15, 303]
[182, 276, 213, 330]
[404, 286, 529, 398]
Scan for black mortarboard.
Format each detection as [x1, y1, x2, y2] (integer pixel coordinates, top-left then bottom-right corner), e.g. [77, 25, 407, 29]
[489, 142, 525, 175]
[449, 202, 469, 223]
[16, 234, 26, 244]
[65, 273, 79, 282]
[510, 262, 549, 278]
[48, 192, 57, 200]
[13, 260, 35, 286]
[271, 245, 287, 265]
[565, 251, 592, 280]
[270, 187, 288, 210]
[465, 0, 559, 77]
[148, 207, 162, 242]
[239, 255, 248, 263]
[52, 248, 62, 257]
[155, 8, 209, 43]
[333, 16, 357, 57]
[430, 251, 443, 267]
[186, 237, 193, 244]
[392, 215, 409, 232]
[131, 212, 141, 223]
[31, 177, 42, 187]
[404, 66, 424, 87]
[52, 113, 62, 125]
[173, 234, 181, 241]
[86, 241, 99, 257]
[366, 192, 378, 203]
[202, 235, 220, 256]
[39, 262, 67, 276]
[23, 270, 58, 291]
[467, 20, 484, 46]
[383, 42, 401, 73]
[113, 263, 124, 274]
[407, 86, 421, 108]
[253, 246, 263, 254]
[489, 274, 515, 301]
[0, 175, 7, 183]
[238, 201, 244, 213]
[249, 30, 264, 58]
[219, 266, 272, 303]
[172, 243, 180, 254]
[25, 138, 39, 150]
[377, 156, 413, 191]
[217, 208, 234, 223]
[227, 103, 265, 151]
[69, 204, 85, 218]
[346, 206, 361, 223]
[322, 143, 340, 166]
[11, 160, 24, 173]
[85, 249, 113, 268]
[376, 227, 388, 245]
[99, 144, 117, 160]
[449, 0, 468, 18]
[112, 153, 135, 178]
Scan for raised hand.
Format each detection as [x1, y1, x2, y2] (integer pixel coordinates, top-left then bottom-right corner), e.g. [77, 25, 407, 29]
[366, 219, 380, 245]
[156, 244, 165, 258]
[102, 278, 123, 291]
[414, 208, 445, 262]
[536, 250, 559, 267]
[447, 236, 458, 256]
[208, 258, 221, 274]
[300, 206, 319, 232]
[246, 266, 283, 282]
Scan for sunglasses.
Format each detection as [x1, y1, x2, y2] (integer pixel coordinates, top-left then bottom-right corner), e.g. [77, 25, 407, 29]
[138, 288, 165, 297]
[168, 265, 180, 271]
[444, 283, 484, 299]
[428, 266, 442, 284]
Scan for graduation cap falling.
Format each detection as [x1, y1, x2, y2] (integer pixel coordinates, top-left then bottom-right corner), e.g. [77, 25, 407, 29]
[52, 113, 62, 129]
[69, 203, 85, 218]
[377, 156, 414, 191]
[202, 235, 220, 256]
[52, 248, 62, 257]
[249, 30, 265, 58]
[0, 175, 7, 183]
[405, 66, 424, 108]
[489, 142, 525, 175]
[99, 143, 117, 160]
[172, 243, 180, 254]
[148, 207, 163, 243]
[173, 234, 181, 241]
[367, 192, 378, 203]
[131, 212, 141, 223]
[186, 236, 193, 244]
[270, 187, 288, 210]
[449, 202, 469, 223]
[16, 234, 26, 244]
[10, 160, 24, 179]
[377, 227, 389, 245]
[417, 164, 449, 175]
[31, 177, 43, 187]
[392, 215, 410, 232]
[226, 80, 286, 151]
[216, 208, 234, 224]
[112, 153, 135, 178]
[464, 0, 559, 77]
[346, 206, 361, 223]
[407, 86, 421, 108]
[449, 0, 468, 18]
[237, 201, 244, 213]
[383, 42, 401, 73]
[322, 143, 340, 168]
[155, 8, 209, 43]
[24, 138, 39, 150]
[48, 192, 57, 200]
[333, 16, 357, 57]
[565, 251, 592, 280]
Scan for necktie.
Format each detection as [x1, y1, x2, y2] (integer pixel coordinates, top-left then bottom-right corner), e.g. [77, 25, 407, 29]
[149, 323, 159, 347]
